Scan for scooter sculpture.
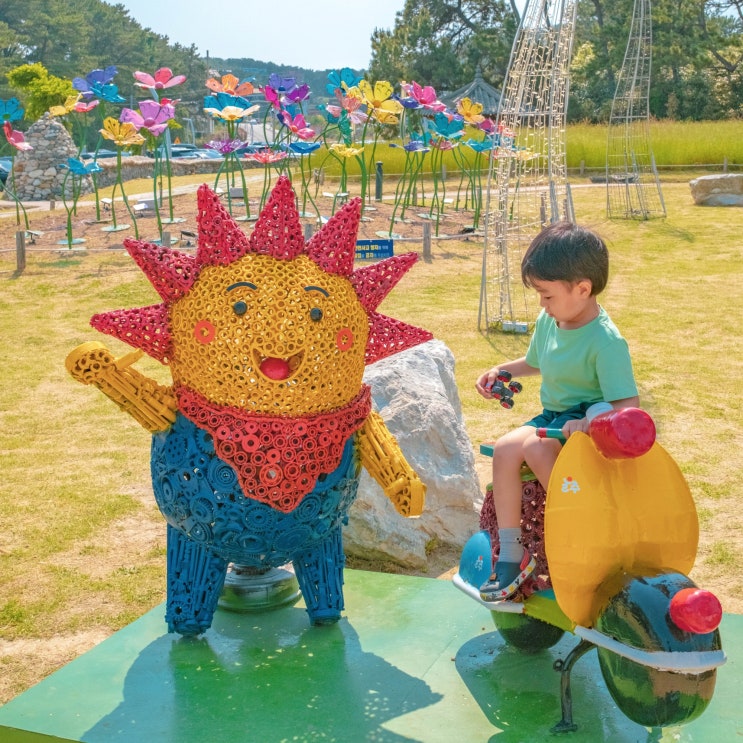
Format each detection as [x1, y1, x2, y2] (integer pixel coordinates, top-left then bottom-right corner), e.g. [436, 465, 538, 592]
[455, 403, 725, 731]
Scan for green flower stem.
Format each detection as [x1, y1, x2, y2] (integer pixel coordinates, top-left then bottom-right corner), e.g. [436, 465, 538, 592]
[4, 152, 28, 229]
[153, 151, 164, 235]
[116, 148, 139, 239]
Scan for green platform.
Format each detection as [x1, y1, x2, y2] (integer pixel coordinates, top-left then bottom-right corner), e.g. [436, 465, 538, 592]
[0, 571, 740, 742]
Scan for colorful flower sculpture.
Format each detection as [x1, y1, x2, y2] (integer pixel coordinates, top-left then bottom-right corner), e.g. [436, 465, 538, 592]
[66, 177, 432, 635]
[2, 105, 31, 228]
[70, 65, 128, 224]
[120, 99, 174, 137]
[203, 91, 260, 216]
[206, 73, 255, 97]
[58, 157, 102, 247]
[133, 67, 186, 93]
[358, 80, 403, 125]
[121, 100, 176, 232]
[99, 117, 145, 236]
[3, 121, 31, 151]
[130, 68, 187, 227]
[0, 97, 25, 123]
[73, 66, 125, 104]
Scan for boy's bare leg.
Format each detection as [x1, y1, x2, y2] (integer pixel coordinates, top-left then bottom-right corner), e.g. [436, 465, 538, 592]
[523, 434, 562, 491]
[490, 426, 538, 528]
[480, 426, 541, 600]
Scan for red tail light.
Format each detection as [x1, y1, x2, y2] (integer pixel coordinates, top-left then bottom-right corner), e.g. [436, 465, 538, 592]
[669, 587, 723, 634]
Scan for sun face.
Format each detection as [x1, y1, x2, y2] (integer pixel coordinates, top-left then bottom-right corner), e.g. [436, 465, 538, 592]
[170, 253, 369, 414]
[90, 176, 432, 416]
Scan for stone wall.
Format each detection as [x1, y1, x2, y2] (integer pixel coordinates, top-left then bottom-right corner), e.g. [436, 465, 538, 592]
[11, 114, 90, 200]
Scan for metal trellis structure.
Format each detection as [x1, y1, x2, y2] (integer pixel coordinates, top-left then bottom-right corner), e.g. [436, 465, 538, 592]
[606, 0, 665, 219]
[479, 0, 578, 333]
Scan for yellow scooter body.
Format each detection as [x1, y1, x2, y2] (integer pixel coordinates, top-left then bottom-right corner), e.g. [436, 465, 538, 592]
[544, 432, 698, 628]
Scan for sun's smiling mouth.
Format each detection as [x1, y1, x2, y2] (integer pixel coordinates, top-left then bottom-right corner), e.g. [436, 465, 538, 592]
[254, 350, 304, 381]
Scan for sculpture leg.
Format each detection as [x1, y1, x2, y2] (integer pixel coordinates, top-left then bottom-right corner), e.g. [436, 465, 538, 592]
[292, 526, 345, 626]
[165, 524, 228, 636]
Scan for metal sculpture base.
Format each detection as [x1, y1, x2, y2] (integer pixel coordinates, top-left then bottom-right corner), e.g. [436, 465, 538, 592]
[218, 563, 301, 613]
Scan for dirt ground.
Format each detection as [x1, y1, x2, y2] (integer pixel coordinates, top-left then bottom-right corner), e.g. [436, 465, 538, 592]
[0, 182, 482, 256]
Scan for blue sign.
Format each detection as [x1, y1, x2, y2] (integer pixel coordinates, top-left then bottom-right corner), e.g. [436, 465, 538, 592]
[355, 238, 394, 260]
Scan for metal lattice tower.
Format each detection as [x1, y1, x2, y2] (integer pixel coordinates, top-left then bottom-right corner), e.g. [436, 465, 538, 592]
[606, 0, 665, 219]
[479, 0, 578, 332]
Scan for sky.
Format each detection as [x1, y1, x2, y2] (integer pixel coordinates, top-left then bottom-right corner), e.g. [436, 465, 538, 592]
[114, 0, 406, 71]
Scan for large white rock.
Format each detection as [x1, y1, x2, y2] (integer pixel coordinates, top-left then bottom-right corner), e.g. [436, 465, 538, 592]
[343, 339, 482, 569]
[689, 173, 743, 206]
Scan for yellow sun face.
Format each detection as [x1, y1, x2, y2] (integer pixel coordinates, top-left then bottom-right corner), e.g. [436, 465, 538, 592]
[169, 253, 369, 415]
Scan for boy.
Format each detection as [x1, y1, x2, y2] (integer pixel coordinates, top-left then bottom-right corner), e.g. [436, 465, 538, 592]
[476, 222, 639, 601]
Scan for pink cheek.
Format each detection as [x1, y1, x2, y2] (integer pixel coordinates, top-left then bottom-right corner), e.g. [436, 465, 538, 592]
[194, 319, 216, 344]
[336, 328, 354, 351]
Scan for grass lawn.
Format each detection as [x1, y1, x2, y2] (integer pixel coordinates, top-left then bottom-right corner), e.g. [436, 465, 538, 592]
[0, 174, 741, 703]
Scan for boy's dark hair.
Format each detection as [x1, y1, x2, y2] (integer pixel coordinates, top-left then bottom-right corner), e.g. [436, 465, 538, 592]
[521, 221, 609, 296]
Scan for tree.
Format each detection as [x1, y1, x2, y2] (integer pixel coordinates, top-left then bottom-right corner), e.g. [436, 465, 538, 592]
[368, 0, 517, 92]
[572, 0, 743, 120]
[6, 62, 74, 120]
[0, 0, 208, 106]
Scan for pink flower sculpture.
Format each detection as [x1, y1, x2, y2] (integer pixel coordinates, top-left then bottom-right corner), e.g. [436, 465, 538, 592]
[74, 99, 100, 114]
[120, 100, 175, 136]
[134, 68, 186, 92]
[244, 149, 288, 164]
[402, 81, 447, 112]
[3, 121, 32, 151]
[277, 111, 315, 140]
[325, 90, 368, 125]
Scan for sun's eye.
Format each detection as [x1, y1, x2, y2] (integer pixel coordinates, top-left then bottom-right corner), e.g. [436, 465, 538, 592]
[233, 300, 248, 316]
[310, 307, 323, 322]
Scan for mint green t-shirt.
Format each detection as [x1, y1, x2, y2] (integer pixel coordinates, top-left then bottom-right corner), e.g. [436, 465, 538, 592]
[524, 307, 638, 411]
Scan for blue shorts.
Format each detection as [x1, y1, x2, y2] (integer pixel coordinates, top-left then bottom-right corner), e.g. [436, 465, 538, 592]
[524, 402, 594, 429]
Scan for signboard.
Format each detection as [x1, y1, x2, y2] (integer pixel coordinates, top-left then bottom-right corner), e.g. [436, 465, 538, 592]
[355, 238, 394, 261]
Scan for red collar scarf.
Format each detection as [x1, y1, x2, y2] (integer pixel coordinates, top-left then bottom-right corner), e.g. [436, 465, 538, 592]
[176, 385, 372, 513]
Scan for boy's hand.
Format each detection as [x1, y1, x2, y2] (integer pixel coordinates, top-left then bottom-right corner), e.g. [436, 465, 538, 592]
[475, 368, 501, 399]
[562, 417, 589, 438]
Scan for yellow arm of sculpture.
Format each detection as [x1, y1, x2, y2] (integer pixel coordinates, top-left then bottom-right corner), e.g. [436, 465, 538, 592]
[65, 341, 177, 434]
[356, 411, 425, 517]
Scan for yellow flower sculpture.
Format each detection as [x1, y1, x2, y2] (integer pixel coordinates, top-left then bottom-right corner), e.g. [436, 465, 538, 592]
[330, 143, 364, 158]
[100, 117, 146, 147]
[457, 97, 485, 126]
[358, 80, 403, 125]
[203, 102, 260, 122]
[49, 94, 82, 117]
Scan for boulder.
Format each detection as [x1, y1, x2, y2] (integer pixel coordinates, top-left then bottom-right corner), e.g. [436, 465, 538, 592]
[689, 173, 743, 206]
[343, 339, 482, 569]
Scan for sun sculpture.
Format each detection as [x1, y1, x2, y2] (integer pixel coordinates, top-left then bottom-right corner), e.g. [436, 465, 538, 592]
[66, 177, 433, 635]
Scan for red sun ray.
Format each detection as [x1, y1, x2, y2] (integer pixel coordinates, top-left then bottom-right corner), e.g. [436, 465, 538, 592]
[195, 184, 250, 266]
[123, 239, 197, 302]
[91, 304, 172, 363]
[350, 253, 419, 312]
[307, 198, 361, 276]
[247, 176, 305, 260]
[365, 312, 433, 366]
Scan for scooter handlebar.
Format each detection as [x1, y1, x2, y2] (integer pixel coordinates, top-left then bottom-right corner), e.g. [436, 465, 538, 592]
[536, 406, 656, 459]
